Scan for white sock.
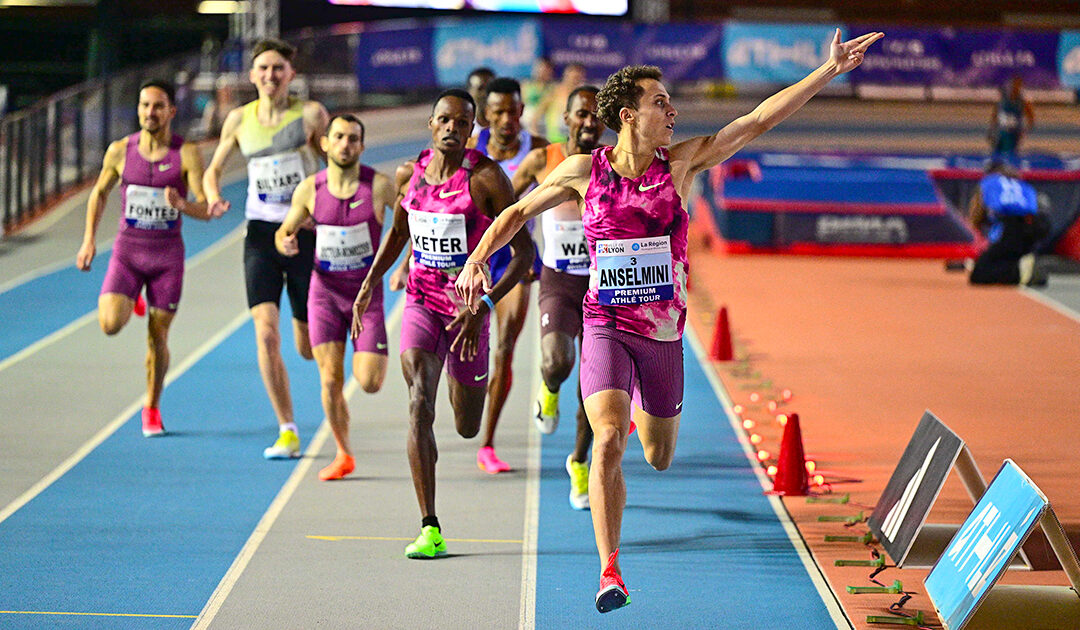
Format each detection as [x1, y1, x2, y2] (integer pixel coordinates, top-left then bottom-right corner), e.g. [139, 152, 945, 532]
[280, 422, 299, 435]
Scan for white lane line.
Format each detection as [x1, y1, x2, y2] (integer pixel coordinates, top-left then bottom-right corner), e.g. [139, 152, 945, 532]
[191, 297, 406, 629]
[0, 256, 93, 296]
[684, 326, 853, 630]
[517, 310, 542, 630]
[0, 164, 252, 297]
[1020, 285, 1080, 325]
[0, 225, 244, 378]
[0, 310, 251, 527]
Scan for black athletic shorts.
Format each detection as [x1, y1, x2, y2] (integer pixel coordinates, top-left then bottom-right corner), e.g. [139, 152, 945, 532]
[538, 265, 590, 339]
[243, 219, 315, 322]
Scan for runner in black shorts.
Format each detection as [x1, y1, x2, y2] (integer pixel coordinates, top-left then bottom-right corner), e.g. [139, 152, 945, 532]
[203, 38, 330, 459]
[244, 218, 315, 319]
[512, 85, 603, 509]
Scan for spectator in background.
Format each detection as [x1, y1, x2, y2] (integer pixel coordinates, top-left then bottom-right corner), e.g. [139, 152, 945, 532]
[537, 63, 587, 143]
[968, 159, 1049, 286]
[467, 67, 495, 135]
[988, 76, 1034, 161]
[522, 57, 555, 137]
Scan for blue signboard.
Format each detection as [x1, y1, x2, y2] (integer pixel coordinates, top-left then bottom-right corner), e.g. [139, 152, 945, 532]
[634, 23, 725, 82]
[433, 17, 542, 87]
[355, 25, 436, 91]
[722, 22, 848, 85]
[943, 29, 1060, 90]
[850, 25, 948, 86]
[541, 20, 635, 80]
[924, 460, 1047, 630]
[1059, 31, 1080, 89]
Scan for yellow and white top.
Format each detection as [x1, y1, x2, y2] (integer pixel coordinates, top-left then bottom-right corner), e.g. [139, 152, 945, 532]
[237, 97, 318, 222]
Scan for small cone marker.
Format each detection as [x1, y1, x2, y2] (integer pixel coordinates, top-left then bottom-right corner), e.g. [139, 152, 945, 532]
[709, 306, 733, 361]
[769, 412, 809, 496]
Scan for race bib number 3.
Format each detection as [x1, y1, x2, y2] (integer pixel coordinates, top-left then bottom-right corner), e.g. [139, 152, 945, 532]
[316, 223, 374, 272]
[409, 210, 468, 271]
[249, 153, 305, 204]
[596, 236, 673, 306]
[124, 185, 178, 230]
[551, 221, 589, 272]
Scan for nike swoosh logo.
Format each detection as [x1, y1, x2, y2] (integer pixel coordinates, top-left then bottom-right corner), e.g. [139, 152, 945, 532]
[675, 401, 683, 410]
[638, 182, 662, 192]
[350, 199, 363, 208]
[439, 189, 464, 199]
[376, 342, 387, 350]
[474, 373, 488, 381]
[158, 163, 172, 172]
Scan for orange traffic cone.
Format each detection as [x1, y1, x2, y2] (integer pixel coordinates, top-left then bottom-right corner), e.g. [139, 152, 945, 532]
[770, 412, 809, 496]
[709, 306, 733, 361]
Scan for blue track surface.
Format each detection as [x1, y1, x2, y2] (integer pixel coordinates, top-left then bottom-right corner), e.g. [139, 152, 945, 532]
[0, 186, 246, 365]
[0, 137, 430, 366]
[533, 338, 833, 628]
[0, 291, 405, 629]
[1, 134, 834, 627]
[723, 166, 939, 205]
[0, 310, 321, 627]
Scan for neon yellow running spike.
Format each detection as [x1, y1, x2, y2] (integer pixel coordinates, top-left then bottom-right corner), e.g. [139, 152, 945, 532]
[533, 384, 559, 434]
[263, 429, 301, 459]
[565, 455, 590, 510]
[405, 525, 447, 559]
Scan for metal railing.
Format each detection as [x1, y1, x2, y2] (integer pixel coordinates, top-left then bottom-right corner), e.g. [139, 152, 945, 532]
[0, 51, 214, 235]
[0, 27, 380, 237]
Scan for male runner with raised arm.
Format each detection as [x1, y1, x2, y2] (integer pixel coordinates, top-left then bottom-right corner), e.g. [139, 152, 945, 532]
[457, 30, 883, 612]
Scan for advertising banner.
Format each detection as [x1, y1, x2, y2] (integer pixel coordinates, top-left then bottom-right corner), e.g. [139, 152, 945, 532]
[433, 18, 542, 87]
[635, 23, 724, 82]
[722, 22, 847, 84]
[355, 25, 436, 91]
[1057, 31, 1080, 89]
[851, 26, 1060, 89]
[942, 29, 1059, 89]
[541, 20, 636, 79]
[850, 25, 948, 85]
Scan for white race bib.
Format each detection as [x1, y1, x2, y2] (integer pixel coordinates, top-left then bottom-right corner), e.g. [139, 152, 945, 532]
[408, 210, 468, 272]
[248, 152, 305, 205]
[124, 185, 178, 230]
[315, 223, 374, 272]
[544, 220, 589, 273]
[595, 236, 673, 306]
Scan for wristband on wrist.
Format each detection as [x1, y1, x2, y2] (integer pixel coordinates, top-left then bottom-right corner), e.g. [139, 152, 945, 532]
[465, 260, 489, 270]
[480, 294, 495, 311]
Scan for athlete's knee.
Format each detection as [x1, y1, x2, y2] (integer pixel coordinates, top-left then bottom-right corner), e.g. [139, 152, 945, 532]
[643, 442, 675, 471]
[320, 371, 345, 395]
[541, 352, 574, 384]
[407, 385, 436, 426]
[592, 424, 626, 461]
[354, 370, 384, 394]
[455, 420, 480, 439]
[295, 333, 314, 360]
[100, 315, 124, 336]
[254, 324, 281, 352]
